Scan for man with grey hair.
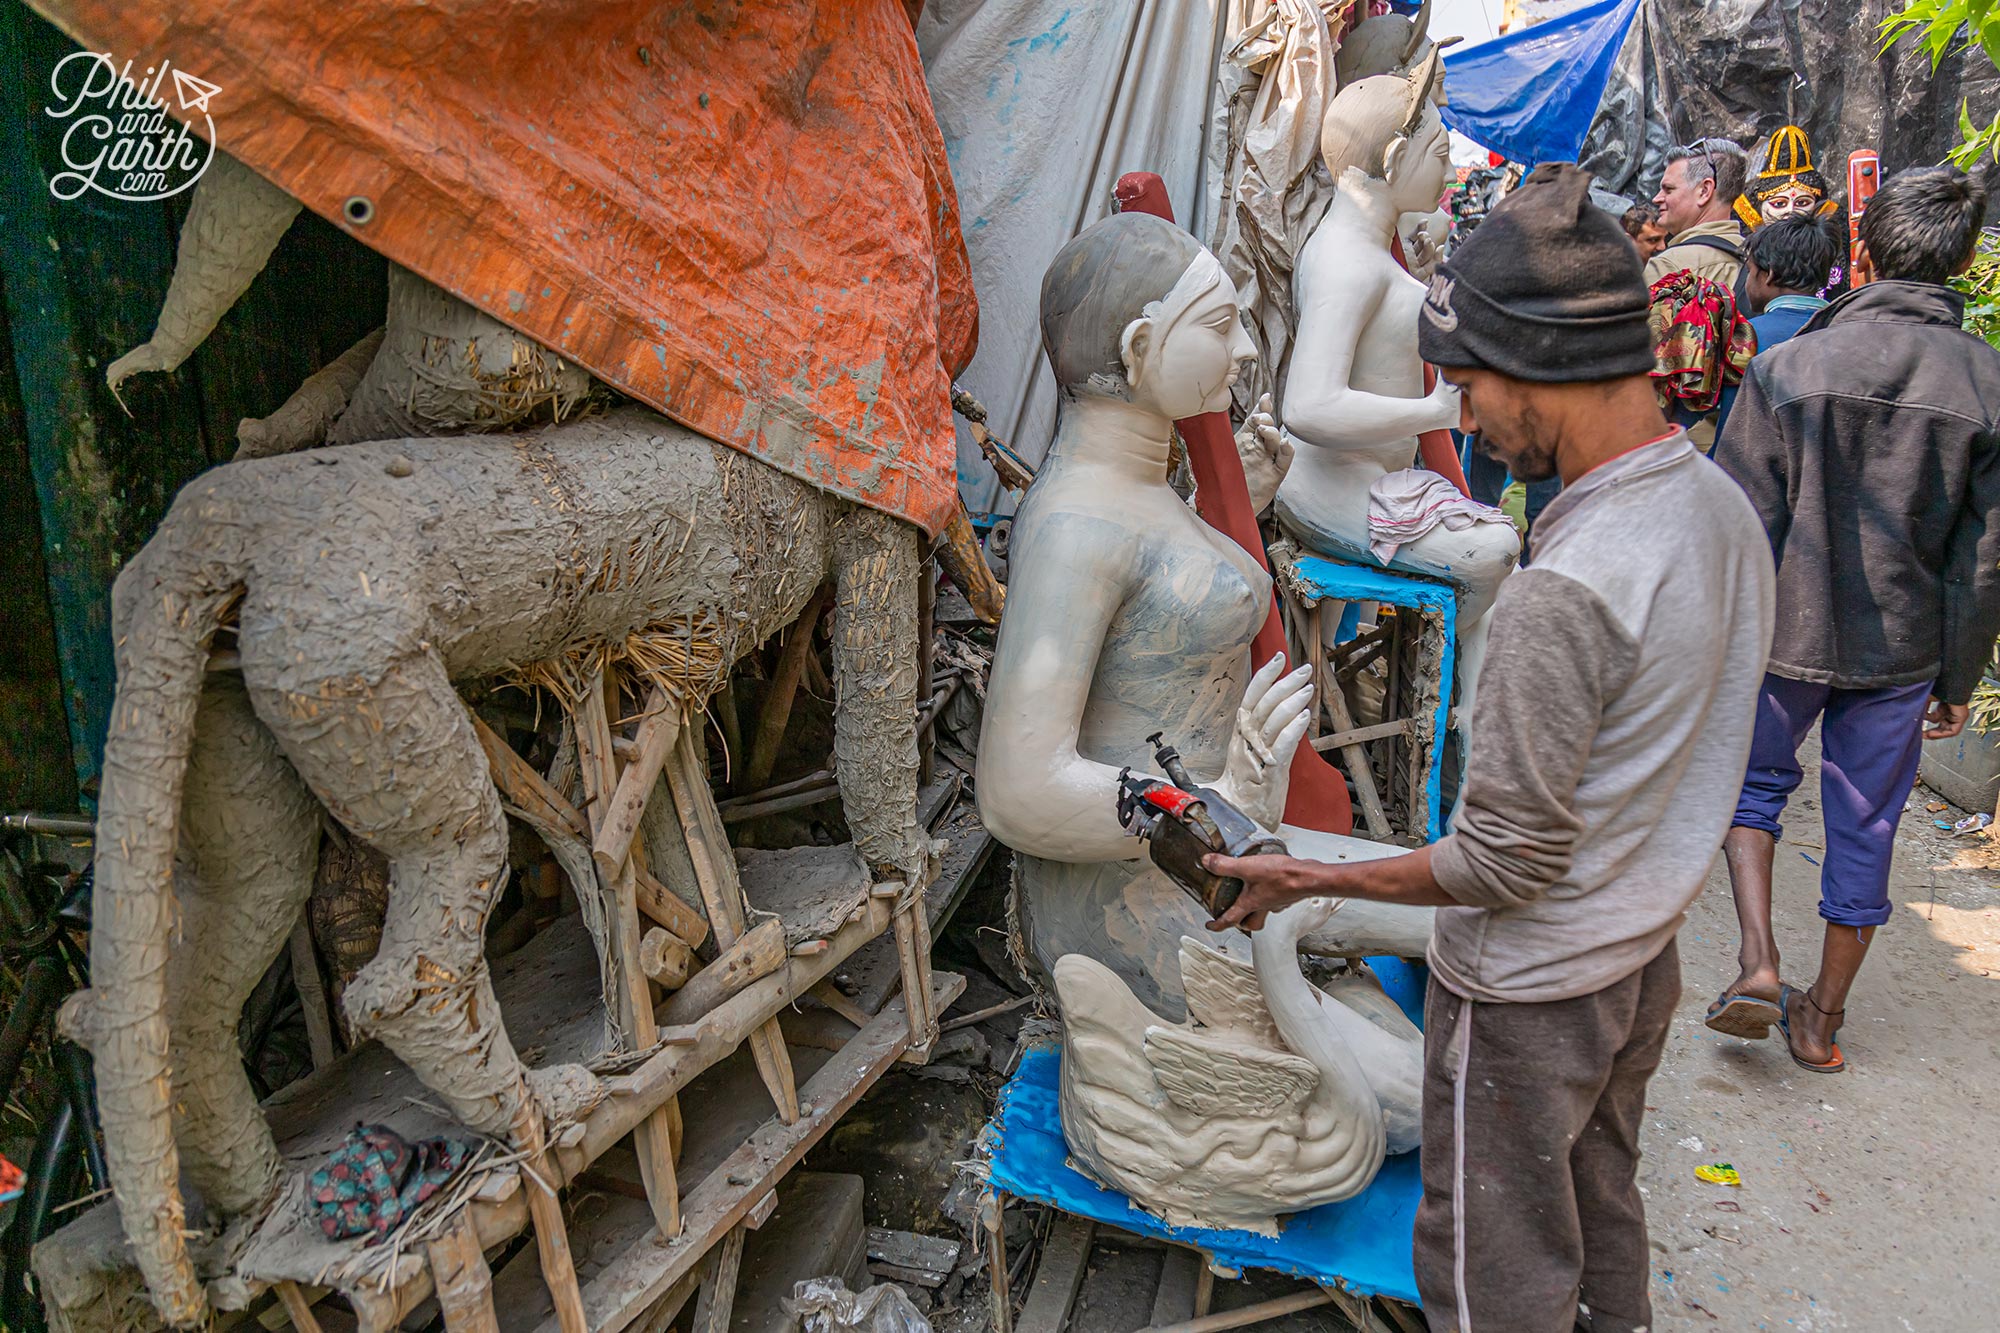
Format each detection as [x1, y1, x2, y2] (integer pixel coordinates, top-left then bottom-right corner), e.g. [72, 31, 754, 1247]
[1646, 137, 1750, 288]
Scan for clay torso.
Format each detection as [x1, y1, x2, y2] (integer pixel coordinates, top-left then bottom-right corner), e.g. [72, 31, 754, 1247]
[1006, 456, 1268, 1017]
[1275, 215, 1441, 559]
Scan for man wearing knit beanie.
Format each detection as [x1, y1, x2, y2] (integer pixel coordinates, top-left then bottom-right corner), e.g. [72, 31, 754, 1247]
[1206, 163, 1776, 1331]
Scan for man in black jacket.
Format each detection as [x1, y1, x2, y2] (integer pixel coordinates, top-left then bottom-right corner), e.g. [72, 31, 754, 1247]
[1710, 167, 1999, 1073]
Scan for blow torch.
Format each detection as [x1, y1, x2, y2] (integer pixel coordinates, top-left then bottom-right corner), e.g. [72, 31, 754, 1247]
[1116, 732, 1288, 923]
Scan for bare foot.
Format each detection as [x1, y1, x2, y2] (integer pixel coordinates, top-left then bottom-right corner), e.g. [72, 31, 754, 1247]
[1717, 968, 1782, 1006]
[1704, 968, 1783, 1038]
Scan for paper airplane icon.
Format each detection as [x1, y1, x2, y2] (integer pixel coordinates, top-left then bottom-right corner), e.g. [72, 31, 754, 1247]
[170, 68, 220, 113]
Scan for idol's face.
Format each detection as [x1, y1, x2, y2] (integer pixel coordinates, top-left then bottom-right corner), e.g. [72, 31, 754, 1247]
[1759, 181, 1821, 222]
[1389, 108, 1453, 216]
[1134, 274, 1257, 419]
[1120, 259, 1257, 421]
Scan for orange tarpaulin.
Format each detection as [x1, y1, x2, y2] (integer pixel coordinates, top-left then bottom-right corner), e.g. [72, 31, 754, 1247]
[32, 0, 978, 535]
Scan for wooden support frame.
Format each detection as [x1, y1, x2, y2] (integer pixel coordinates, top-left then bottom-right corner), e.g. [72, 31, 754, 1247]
[1305, 602, 1392, 840]
[1014, 1215, 1093, 1333]
[511, 1104, 587, 1333]
[665, 726, 802, 1123]
[592, 699, 683, 885]
[529, 973, 963, 1333]
[1309, 718, 1414, 752]
[687, 1224, 746, 1333]
[1145, 1288, 1333, 1333]
[60, 854, 935, 1333]
[472, 713, 707, 949]
[273, 1282, 325, 1333]
[980, 1192, 1014, 1333]
[888, 882, 939, 1059]
[1271, 552, 1454, 843]
[575, 671, 686, 1239]
[745, 586, 832, 791]
[288, 921, 338, 1069]
[975, 1187, 1426, 1333]
[427, 1213, 501, 1333]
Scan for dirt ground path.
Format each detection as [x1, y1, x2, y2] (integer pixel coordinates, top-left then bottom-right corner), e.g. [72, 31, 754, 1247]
[1644, 732, 2000, 1330]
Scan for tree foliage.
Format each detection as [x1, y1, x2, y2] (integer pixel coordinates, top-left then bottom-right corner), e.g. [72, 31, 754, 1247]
[1882, 0, 2000, 167]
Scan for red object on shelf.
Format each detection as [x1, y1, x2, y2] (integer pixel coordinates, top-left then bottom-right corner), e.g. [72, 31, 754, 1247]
[1113, 173, 1354, 835]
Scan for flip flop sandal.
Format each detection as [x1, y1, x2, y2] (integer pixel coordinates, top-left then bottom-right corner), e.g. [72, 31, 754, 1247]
[1704, 989, 1782, 1039]
[1777, 982, 1845, 1074]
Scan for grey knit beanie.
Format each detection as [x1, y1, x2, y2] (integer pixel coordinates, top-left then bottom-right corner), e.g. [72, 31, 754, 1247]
[1417, 162, 1654, 382]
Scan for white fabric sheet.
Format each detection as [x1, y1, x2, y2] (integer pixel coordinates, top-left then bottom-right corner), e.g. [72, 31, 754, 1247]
[920, 0, 1229, 515]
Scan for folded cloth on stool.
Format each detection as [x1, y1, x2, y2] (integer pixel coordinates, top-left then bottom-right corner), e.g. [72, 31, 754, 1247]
[1366, 468, 1516, 564]
[309, 1123, 477, 1244]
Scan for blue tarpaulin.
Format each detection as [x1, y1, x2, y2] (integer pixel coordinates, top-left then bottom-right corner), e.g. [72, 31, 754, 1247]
[980, 958, 1430, 1305]
[1441, 0, 1643, 167]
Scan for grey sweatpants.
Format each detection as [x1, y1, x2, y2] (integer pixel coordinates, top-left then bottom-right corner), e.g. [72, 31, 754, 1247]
[1413, 940, 1681, 1333]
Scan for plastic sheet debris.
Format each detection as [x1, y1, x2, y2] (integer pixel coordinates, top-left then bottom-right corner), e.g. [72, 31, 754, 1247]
[783, 1278, 934, 1333]
[1694, 1163, 1742, 1187]
[1938, 813, 1994, 836]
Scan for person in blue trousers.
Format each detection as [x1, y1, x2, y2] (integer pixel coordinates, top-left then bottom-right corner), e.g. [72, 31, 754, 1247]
[1707, 168, 2000, 1073]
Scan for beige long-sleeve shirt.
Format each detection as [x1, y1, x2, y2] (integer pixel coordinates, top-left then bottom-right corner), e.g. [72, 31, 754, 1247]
[1426, 433, 1775, 1003]
[1645, 217, 1746, 289]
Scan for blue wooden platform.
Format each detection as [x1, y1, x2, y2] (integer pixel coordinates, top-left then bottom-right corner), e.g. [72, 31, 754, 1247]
[979, 958, 1430, 1306]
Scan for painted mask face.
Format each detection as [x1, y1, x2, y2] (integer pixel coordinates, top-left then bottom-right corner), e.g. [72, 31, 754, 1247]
[1759, 182, 1822, 222]
[1129, 257, 1256, 420]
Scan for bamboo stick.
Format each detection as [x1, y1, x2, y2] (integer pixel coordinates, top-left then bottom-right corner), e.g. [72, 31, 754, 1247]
[745, 587, 831, 790]
[578, 670, 683, 1239]
[639, 928, 693, 989]
[593, 692, 682, 883]
[513, 1104, 587, 1333]
[274, 1282, 325, 1333]
[1143, 1288, 1332, 1333]
[656, 919, 787, 1026]
[665, 729, 801, 1123]
[426, 1212, 500, 1333]
[288, 920, 337, 1068]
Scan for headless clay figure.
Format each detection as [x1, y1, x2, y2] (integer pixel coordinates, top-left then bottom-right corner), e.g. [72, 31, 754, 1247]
[977, 214, 1433, 1021]
[1276, 55, 1518, 723]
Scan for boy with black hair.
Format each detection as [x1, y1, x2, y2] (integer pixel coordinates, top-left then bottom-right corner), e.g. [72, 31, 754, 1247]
[1714, 216, 1843, 434]
[1710, 166, 2000, 1074]
[1744, 214, 1841, 340]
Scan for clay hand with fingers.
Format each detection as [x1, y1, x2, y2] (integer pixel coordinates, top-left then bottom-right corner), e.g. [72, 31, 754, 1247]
[1211, 653, 1316, 831]
[1233, 392, 1296, 513]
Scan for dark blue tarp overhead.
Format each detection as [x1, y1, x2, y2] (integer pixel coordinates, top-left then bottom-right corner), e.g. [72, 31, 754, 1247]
[1440, 0, 1643, 167]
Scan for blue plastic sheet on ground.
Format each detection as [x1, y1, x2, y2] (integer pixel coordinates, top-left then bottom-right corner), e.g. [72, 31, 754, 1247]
[1441, 0, 1643, 167]
[981, 958, 1429, 1305]
[1290, 556, 1454, 842]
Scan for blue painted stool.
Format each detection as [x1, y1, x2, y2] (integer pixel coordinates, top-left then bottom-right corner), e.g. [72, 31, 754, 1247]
[1282, 551, 1457, 845]
[976, 958, 1432, 1332]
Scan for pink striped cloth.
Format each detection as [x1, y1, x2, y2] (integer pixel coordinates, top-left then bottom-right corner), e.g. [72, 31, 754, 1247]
[1367, 467, 1516, 564]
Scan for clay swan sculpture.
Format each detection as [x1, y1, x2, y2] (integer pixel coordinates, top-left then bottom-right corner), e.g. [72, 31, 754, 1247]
[1053, 897, 1423, 1234]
